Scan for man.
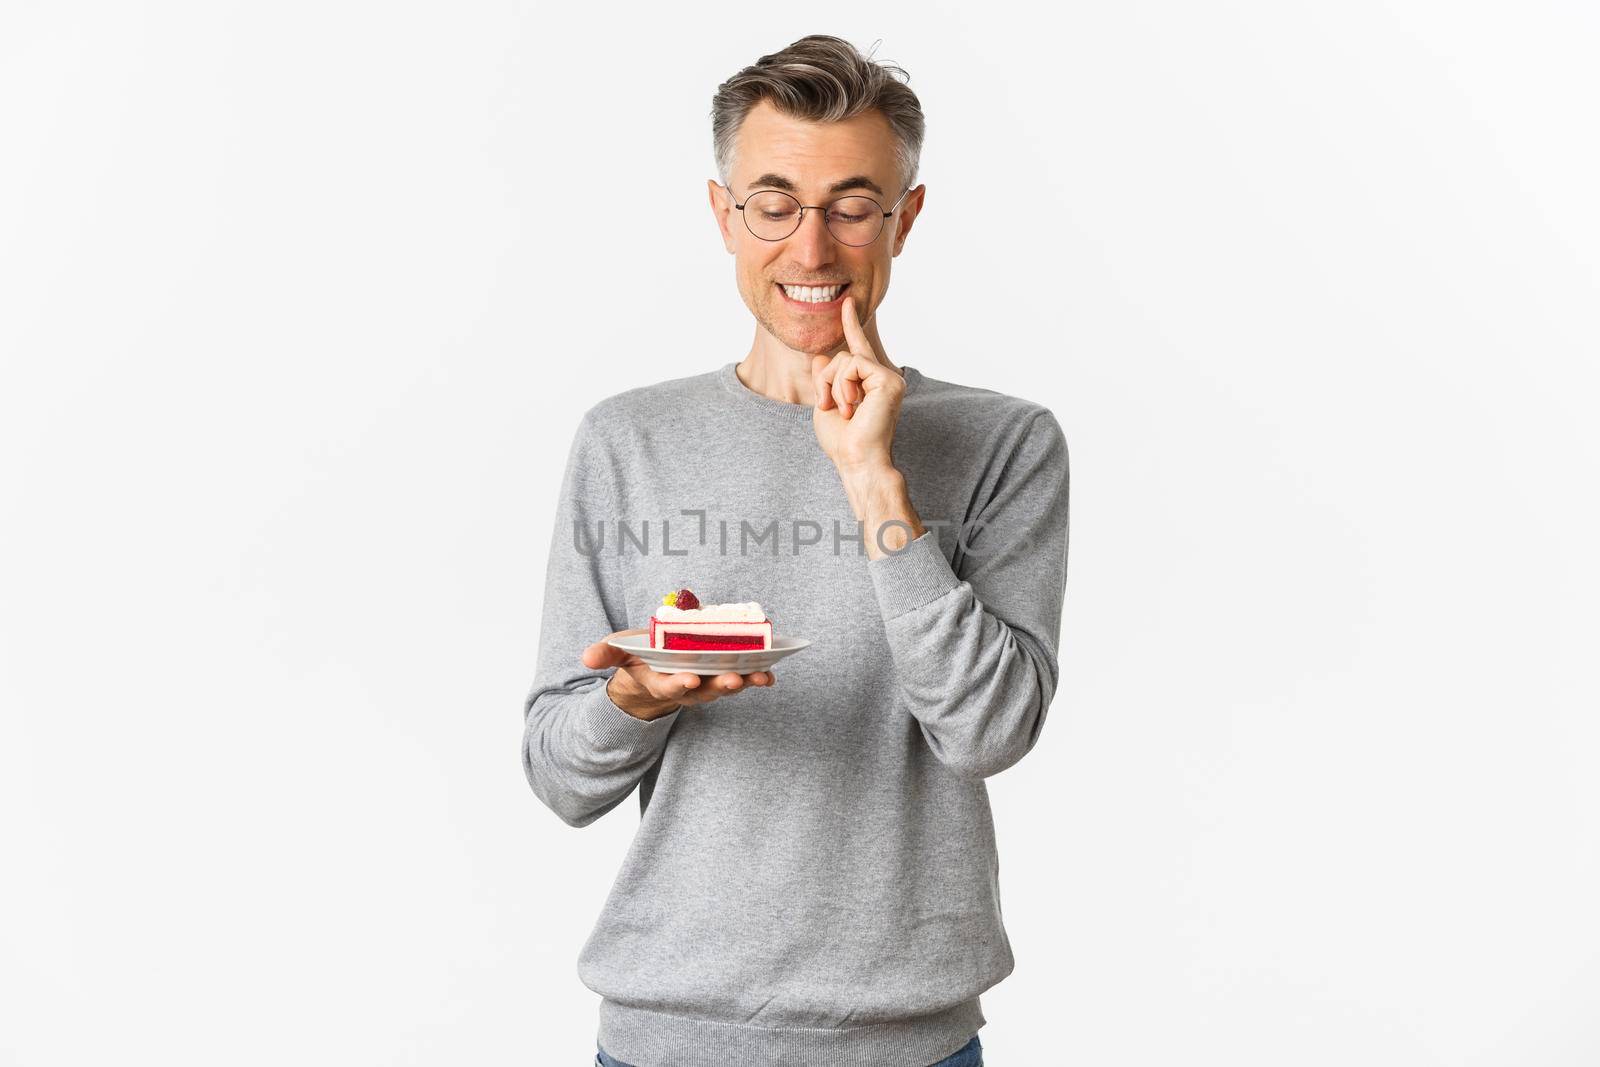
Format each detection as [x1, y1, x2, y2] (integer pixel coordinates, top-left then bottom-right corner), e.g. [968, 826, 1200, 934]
[522, 35, 1069, 1067]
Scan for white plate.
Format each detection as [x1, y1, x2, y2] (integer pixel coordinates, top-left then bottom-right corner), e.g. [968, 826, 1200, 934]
[605, 633, 812, 676]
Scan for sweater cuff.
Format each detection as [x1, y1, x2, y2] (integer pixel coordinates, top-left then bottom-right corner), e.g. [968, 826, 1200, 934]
[868, 528, 962, 621]
[573, 678, 681, 753]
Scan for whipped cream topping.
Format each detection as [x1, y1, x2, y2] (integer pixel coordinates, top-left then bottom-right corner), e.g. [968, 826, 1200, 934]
[653, 601, 766, 622]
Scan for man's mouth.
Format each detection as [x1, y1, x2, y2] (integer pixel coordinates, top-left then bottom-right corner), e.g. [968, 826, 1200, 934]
[776, 281, 850, 309]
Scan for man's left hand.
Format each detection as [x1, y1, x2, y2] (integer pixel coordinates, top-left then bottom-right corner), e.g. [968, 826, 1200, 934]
[810, 294, 908, 476]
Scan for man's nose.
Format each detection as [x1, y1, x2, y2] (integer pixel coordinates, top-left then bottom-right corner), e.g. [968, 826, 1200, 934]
[788, 206, 838, 263]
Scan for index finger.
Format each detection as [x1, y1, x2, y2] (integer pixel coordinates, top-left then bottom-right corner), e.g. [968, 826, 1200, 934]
[840, 294, 878, 364]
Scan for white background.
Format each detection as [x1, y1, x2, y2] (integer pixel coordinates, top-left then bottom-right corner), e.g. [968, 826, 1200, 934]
[2, 3, 1597, 1065]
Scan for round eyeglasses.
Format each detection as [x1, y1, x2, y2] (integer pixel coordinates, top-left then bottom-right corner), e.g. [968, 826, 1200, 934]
[724, 183, 913, 246]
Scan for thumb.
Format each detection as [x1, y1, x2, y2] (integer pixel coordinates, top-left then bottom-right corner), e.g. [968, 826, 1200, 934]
[810, 354, 835, 409]
[582, 628, 646, 669]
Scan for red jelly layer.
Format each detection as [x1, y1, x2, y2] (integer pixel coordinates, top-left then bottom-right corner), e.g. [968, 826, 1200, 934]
[662, 634, 765, 651]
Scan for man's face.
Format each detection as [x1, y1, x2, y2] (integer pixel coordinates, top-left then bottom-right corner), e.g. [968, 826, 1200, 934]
[710, 99, 922, 356]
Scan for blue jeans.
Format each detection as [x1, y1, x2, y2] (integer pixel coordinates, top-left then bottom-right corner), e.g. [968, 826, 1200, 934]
[596, 1033, 982, 1067]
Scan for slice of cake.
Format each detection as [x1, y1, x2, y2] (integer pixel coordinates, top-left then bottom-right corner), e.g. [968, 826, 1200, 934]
[649, 587, 774, 651]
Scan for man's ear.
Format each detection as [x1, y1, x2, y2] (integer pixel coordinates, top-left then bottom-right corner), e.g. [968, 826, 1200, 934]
[708, 179, 737, 253]
[891, 185, 926, 257]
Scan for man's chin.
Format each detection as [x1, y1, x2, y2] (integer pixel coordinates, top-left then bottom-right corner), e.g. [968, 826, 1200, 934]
[773, 324, 844, 357]
[751, 307, 843, 356]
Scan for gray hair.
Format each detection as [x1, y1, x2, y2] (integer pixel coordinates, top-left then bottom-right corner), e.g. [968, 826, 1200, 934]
[711, 35, 926, 197]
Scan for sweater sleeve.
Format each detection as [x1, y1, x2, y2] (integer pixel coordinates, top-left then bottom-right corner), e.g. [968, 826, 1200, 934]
[521, 409, 681, 827]
[867, 407, 1070, 781]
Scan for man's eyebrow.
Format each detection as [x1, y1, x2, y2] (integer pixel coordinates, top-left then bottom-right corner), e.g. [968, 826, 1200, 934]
[748, 173, 887, 198]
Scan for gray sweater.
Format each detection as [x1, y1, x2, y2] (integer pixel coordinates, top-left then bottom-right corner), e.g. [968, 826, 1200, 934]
[522, 360, 1070, 1067]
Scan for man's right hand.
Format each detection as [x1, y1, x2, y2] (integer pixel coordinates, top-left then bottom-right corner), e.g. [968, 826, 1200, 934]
[581, 628, 776, 720]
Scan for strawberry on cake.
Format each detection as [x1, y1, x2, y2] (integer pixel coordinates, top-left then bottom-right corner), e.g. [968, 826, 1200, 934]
[649, 588, 774, 651]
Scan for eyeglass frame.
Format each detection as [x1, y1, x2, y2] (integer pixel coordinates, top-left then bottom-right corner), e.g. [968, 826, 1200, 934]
[721, 182, 914, 246]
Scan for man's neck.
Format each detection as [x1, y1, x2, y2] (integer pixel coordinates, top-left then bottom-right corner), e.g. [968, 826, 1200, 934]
[737, 328, 902, 406]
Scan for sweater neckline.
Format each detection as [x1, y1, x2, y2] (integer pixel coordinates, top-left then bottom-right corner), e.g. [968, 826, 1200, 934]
[718, 360, 922, 421]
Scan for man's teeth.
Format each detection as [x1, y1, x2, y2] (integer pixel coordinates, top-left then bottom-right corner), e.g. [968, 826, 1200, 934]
[780, 283, 846, 303]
